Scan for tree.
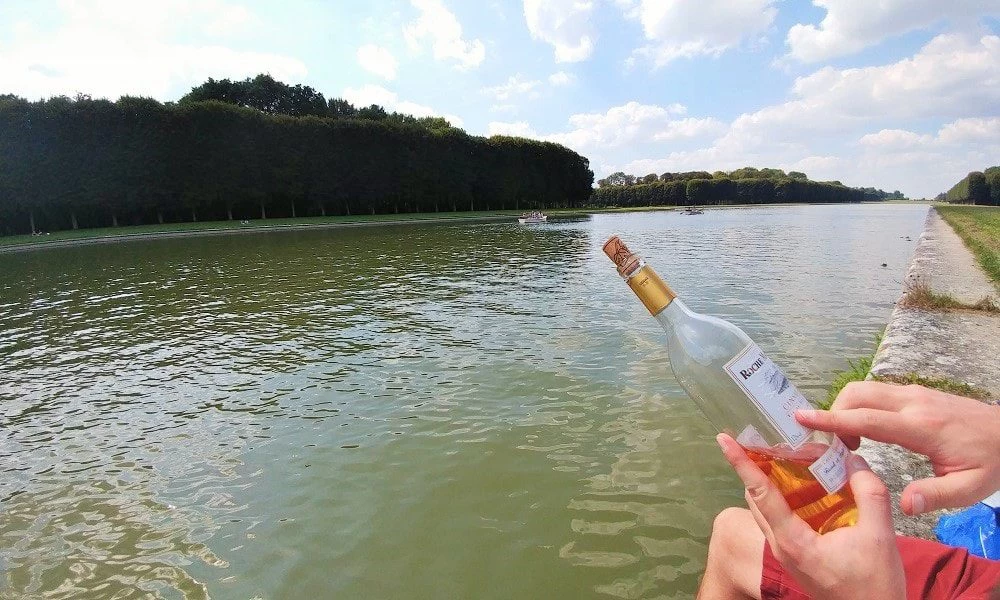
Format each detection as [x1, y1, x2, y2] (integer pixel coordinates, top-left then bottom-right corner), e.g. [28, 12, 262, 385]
[592, 167, 875, 208]
[603, 172, 630, 186]
[967, 172, 990, 205]
[356, 104, 388, 121]
[0, 81, 594, 235]
[180, 74, 328, 117]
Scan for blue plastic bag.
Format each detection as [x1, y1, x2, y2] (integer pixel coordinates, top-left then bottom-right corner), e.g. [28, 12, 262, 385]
[935, 496, 1000, 560]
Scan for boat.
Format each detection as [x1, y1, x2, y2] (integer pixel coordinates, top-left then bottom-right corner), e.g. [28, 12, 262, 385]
[518, 211, 548, 224]
[683, 207, 704, 215]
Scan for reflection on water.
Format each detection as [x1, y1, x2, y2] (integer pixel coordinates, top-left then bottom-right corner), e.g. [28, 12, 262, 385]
[0, 204, 928, 598]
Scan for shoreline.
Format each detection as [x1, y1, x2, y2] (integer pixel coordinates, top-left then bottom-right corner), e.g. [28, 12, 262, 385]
[0, 213, 531, 254]
[0, 202, 921, 254]
[858, 206, 999, 539]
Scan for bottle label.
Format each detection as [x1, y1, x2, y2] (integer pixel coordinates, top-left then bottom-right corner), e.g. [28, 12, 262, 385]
[808, 436, 850, 494]
[723, 343, 810, 449]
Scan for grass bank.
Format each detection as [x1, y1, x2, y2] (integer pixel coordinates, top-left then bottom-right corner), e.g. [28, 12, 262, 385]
[0, 209, 598, 250]
[0, 202, 920, 252]
[936, 205, 1000, 290]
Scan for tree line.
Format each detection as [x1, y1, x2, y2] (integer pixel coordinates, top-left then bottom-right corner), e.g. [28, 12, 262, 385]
[942, 167, 1000, 205]
[592, 168, 902, 207]
[0, 75, 594, 235]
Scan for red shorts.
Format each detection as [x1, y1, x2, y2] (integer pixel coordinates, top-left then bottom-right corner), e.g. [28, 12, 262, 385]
[761, 536, 1000, 599]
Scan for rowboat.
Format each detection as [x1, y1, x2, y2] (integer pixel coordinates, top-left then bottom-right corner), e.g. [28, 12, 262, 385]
[518, 211, 548, 224]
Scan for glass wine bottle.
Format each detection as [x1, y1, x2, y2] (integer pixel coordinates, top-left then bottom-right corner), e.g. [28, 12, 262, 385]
[603, 235, 857, 533]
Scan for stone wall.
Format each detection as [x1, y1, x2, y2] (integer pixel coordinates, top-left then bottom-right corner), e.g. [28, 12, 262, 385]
[858, 207, 999, 539]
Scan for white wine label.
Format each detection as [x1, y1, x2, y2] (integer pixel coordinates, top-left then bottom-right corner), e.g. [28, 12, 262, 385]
[808, 437, 850, 494]
[723, 343, 810, 449]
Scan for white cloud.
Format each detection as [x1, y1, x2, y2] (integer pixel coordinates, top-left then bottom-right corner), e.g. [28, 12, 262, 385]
[403, 0, 485, 70]
[786, 0, 1000, 63]
[852, 118, 1000, 196]
[651, 118, 729, 141]
[356, 44, 398, 81]
[623, 0, 778, 68]
[936, 117, 1000, 145]
[487, 121, 539, 137]
[859, 129, 934, 149]
[862, 118, 1000, 150]
[482, 74, 542, 101]
[483, 101, 724, 149]
[712, 33, 1000, 156]
[783, 155, 846, 178]
[611, 115, 999, 200]
[546, 102, 720, 149]
[523, 0, 595, 63]
[548, 71, 576, 86]
[0, 0, 306, 101]
[342, 84, 464, 127]
[591, 33, 1000, 198]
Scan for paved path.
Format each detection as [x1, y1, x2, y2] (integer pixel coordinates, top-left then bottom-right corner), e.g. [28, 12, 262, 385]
[902, 209, 998, 304]
[860, 207, 999, 539]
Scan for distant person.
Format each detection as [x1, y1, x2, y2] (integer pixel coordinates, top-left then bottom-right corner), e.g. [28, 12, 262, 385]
[698, 381, 1000, 599]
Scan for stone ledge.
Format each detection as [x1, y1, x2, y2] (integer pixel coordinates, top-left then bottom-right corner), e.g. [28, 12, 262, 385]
[858, 207, 999, 540]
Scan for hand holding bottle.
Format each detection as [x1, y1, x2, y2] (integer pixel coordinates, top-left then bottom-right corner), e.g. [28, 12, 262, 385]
[796, 381, 1000, 516]
[604, 236, 857, 532]
[717, 433, 907, 600]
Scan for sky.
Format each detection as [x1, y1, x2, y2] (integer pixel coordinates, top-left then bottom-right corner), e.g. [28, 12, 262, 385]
[1, 1, 999, 198]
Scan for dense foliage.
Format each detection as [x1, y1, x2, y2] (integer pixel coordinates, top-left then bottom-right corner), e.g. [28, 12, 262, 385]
[0, 76, 593, 235]
[944, 167, 1000, 206]
[592, 168, 898, 207]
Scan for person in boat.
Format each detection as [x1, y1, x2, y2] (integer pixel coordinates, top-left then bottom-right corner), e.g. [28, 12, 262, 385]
[698, 381, 1000, 599]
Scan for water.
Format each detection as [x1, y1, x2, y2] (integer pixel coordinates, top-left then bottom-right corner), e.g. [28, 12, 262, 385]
[0, 204, 928, 599]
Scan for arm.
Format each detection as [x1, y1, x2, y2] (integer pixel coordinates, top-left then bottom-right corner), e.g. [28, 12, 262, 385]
[796, 381, 1000, 515]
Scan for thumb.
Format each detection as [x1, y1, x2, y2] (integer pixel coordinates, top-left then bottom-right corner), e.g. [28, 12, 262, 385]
[902, 470, 991, 515]
[846, 455, 893, 533]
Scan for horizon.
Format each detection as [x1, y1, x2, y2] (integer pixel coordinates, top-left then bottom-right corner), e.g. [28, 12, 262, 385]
[1, 1, 998, 198]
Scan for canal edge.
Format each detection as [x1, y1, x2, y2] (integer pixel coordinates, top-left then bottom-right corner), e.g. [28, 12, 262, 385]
[857, 205, 1000, 540]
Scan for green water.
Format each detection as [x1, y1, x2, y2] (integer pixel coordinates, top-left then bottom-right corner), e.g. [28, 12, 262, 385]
[0, 204, 929, 599]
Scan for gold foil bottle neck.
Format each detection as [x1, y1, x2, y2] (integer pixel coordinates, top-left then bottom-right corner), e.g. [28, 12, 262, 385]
[603, 235, 677, 315]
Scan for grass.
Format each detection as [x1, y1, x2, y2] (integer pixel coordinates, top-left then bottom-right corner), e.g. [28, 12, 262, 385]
[936, 205, 1000, 290]
[875, 373, 990, 400]
[824, 331, 882, 408]
[4, 201, 903, 250]
[0, 206, 653, 249]
[0, 209, 580, 248]
[900, 281, 999, 313]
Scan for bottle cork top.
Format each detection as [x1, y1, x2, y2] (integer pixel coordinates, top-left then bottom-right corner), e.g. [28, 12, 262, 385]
[603, 235, 641, 277]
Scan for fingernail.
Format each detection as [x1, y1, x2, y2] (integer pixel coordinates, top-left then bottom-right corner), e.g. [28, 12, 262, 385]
[746, 485, 767, 502]
[715, 434, 726, 450]
[795, 409, 817, 421]
[911, 493, 926, 515]
[846, 454, 871, 475]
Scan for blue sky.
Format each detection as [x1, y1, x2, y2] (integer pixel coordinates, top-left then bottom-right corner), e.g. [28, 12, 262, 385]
[1, 0, 998, 198]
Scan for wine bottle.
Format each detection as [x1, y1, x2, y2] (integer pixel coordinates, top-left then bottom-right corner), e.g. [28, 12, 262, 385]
[603, 235, 857, 533]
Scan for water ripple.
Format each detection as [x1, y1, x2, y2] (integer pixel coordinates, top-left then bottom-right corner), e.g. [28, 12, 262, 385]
[0, 205, 928, 598]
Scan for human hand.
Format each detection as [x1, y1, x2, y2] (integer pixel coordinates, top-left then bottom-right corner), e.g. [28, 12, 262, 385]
[717, 433, 906, 600]
[796, 381, 1000, 516]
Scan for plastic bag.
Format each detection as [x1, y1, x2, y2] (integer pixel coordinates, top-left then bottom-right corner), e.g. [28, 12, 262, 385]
[935, 492, 1000, 560]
